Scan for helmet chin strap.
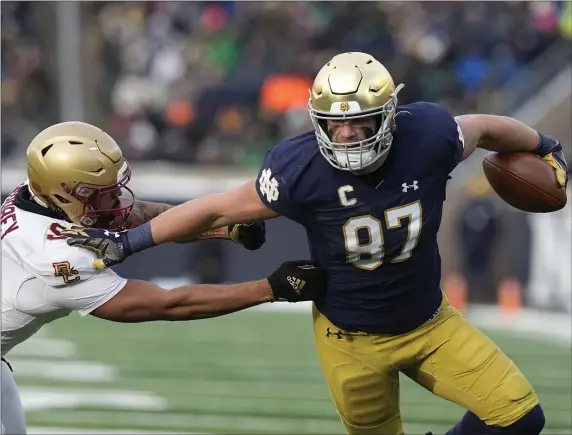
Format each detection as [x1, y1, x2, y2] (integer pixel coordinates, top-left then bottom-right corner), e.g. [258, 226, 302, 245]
[32, 195, 49, 208]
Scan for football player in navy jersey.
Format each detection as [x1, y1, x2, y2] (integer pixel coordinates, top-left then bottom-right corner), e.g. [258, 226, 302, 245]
[65, 52, 567, 435]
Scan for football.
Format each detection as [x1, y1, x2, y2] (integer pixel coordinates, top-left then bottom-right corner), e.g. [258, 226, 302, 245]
[482, 151, 567, 213]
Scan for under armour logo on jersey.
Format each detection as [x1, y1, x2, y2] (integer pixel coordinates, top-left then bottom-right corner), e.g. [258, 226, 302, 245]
[402, 181, 419, 192]
[103, 230, 121, 238]
[259, 168, 280, 203]
[287, 276, 306, 294]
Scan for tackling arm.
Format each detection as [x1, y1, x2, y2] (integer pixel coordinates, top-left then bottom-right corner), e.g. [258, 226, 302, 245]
[91, 279, 274, 322]
[88, 259, 325, 322]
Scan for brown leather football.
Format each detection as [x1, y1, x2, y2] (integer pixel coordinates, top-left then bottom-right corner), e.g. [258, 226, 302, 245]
[482, 152, 567, 213]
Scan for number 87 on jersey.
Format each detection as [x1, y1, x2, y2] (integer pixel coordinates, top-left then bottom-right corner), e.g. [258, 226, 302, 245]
[340, 185, 422, 271]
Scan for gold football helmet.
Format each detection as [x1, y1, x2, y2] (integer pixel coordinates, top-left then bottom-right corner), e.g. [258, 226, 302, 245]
[308, 52, 404, 171]
[26, 121, 134, 228]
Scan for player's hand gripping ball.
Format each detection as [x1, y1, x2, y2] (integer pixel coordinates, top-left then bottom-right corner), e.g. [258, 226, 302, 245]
[482, 151, 567, 213]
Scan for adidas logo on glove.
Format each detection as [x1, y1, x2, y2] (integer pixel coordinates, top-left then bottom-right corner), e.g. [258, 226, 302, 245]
[287, 276, 306, 294]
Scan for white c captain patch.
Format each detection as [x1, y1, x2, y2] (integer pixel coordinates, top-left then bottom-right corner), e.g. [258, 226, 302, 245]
[338, 185, 357, 207]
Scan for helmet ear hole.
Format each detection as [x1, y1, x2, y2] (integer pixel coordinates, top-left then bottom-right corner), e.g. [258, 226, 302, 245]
[30, 181, 42, 193]
[53, 194, 71, 204]
[41, 144, 54, 157]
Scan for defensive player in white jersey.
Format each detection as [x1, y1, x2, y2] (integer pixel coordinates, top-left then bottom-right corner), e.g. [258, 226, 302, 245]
[0, 121, 326, 434]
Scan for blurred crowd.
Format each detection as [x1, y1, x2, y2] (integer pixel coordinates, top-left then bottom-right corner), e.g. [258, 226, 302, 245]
[1, 1, 55, 160]
[2, 1, 571, 165]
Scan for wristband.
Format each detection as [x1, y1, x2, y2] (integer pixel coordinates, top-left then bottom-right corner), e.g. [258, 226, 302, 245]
[126, 222, 156, 254]
[535, 133, 561, 157]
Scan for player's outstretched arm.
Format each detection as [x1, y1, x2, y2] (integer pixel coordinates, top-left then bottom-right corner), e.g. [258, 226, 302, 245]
[149, 181, 277, 245]
[63, 181, 276, 269]
[122, 199, 231, 241]
[89, 260, 325, 322]
[122, 199, 252, 244]
[456, 114, 567, 186]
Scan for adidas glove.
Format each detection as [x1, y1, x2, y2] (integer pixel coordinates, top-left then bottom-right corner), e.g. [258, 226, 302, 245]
[266, 260, 327, 302]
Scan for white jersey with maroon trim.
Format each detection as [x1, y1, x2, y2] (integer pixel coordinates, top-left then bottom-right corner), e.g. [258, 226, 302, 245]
[1, 184, 127, 357]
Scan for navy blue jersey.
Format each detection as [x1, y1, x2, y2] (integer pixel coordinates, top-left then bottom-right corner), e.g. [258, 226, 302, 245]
[256, 102, 465, 334]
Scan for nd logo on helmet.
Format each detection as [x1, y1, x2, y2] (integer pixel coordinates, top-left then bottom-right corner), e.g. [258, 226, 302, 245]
[339, 102, 350, 112]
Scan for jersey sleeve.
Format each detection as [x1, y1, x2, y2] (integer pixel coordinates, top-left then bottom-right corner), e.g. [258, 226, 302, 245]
[426, 103, 465, 174]
[23, 241, 127, 316]
[255, 145, 303, 219]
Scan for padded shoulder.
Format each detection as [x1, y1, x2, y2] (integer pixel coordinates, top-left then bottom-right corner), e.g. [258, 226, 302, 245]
[255, 131, 321, 218]
[3, 209, 103, 287]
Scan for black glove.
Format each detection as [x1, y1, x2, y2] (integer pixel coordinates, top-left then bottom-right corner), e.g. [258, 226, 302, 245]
[63, 227, 132, 269]
[266, 260, 327, 302]
[229, 221, 266, 250]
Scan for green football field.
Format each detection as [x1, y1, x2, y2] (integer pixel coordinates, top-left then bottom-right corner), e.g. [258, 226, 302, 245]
[10, 308, 571, 435]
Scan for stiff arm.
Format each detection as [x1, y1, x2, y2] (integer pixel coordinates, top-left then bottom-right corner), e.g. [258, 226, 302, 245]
[124, 199, 233, 241]
[148, 181, 278, 245]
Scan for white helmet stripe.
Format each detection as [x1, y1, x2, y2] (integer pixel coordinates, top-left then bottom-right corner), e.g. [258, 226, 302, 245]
[330, 101, 363, 114]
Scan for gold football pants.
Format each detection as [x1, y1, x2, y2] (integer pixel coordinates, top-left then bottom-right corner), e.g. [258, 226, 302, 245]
[313, 295, 539, 435]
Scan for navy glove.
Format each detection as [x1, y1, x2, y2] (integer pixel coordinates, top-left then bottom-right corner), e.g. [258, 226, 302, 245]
[534, 133, 568, 187]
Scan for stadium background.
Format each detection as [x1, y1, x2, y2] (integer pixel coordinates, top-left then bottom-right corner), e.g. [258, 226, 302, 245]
[1, 1, 571, 434]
